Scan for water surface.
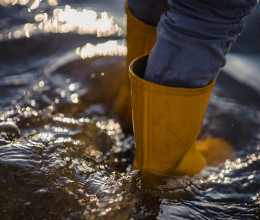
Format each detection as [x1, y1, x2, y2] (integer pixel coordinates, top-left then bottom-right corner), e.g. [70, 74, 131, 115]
[0, 0, 260, 219]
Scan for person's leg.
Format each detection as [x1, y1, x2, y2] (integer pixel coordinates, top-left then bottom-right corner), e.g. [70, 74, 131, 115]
[128, 0, 169, 26]
[144, 0, 257, 88]
[130, 0, 257, 176]
[114, 0, 168, 130]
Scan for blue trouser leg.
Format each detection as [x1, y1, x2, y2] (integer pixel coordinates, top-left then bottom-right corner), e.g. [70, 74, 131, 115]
[144, 0, 257, 87]
[128, 0, 257, 88]
[128, 0, 169, 26]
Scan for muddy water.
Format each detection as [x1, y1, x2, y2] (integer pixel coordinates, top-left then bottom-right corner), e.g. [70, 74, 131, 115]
[0, 0, 260, 219]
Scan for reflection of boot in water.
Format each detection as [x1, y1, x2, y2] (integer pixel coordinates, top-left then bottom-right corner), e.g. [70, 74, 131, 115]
[113, 4, 156, 131]
[130, 56, 235, 177]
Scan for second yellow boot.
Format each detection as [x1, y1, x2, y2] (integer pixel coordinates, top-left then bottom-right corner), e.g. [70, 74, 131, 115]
[113, 5, 156, 130]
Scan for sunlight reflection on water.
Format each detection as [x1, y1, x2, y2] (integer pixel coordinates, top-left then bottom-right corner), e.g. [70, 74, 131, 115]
[0, 0, 57, 7]
[75, 41, 127, 59]
[1, 4, 123, 41]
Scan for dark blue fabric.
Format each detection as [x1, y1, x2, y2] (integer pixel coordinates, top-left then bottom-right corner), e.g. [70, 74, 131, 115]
[143, 0, 257, 87]
[128, 0, 169, 26]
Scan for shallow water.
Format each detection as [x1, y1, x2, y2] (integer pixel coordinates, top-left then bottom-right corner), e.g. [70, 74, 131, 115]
[0, 0, 260, 219]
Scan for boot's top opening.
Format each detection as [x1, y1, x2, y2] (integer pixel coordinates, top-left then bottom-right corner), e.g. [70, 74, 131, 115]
[129, 55, 148, 79]
[129, 55, 215, 95]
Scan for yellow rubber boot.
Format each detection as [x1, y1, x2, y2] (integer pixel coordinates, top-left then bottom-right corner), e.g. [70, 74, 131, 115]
[114, 5, 156, 130]
[196, 137, 235, 166]
[130, 55, 218, 176]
